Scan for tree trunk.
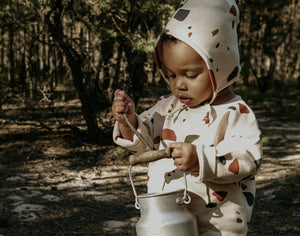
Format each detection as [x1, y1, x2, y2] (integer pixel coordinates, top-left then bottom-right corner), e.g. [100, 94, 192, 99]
[43, 0, 102, 141]
[8, 27, 15, 87]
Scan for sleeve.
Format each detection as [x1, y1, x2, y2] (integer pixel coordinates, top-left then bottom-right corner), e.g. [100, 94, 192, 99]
[113, 114, 155, 154]
[197, 102, 263, 184]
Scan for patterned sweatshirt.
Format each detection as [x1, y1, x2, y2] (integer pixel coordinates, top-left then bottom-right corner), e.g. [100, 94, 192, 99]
[113, 0, 263, 235]
[113, 95, 262, 235]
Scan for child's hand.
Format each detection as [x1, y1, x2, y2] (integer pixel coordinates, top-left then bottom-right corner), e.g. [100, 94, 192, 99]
[112, 89, 136, 141]
[169, 142, 199, 173]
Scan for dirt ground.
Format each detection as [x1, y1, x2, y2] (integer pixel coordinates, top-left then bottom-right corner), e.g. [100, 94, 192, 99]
[0, 97, 299, 235]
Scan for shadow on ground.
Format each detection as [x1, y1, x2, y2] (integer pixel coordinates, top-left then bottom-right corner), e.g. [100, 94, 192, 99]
[1, 100, 300, 235]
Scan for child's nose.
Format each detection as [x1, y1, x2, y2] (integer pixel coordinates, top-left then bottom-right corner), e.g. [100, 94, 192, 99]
[175, 77, 187, 90]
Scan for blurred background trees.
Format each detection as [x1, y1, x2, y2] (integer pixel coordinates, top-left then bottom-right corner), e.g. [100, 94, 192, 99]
[0, 0, 299, 140]
[238, 0, 299, 93]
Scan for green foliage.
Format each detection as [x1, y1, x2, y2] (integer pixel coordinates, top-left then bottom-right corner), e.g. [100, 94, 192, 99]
[262, 136, 269, 146]
[114, 146, 130, 159]
[131, 33, 155, 54]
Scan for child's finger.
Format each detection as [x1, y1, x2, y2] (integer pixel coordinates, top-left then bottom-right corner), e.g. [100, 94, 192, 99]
[114, 90, 128, 102]
[169, 142, 183, 150]
[112, 100, 128, 116]
[119, 90, 135, 105]
[113, 104, 128, 114]
[114, 89, 124, 96]
[114, 90, 135, 110]
[170, 143, 181, 158]
[115, 90, 129, 101]
[114, 94, 127, 102]
[171, 147, 181, 158]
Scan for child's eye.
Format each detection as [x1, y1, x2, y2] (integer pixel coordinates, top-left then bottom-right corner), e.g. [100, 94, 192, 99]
[166, 74, 176, 79]
[186, 74, 199, 79]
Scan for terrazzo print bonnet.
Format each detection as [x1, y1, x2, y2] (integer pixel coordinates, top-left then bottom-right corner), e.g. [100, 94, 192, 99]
[155, 0, 241, 104]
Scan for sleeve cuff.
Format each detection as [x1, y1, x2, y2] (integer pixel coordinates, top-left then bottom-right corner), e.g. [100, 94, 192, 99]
[112, 115, 153, 153]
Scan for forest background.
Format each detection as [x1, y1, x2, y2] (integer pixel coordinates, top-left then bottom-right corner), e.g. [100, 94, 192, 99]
[0, 0, 300, 235]
[0, 0, 299, 140]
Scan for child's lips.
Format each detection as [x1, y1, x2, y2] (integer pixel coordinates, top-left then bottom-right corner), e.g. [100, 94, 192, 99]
[179, 97, 192, 104]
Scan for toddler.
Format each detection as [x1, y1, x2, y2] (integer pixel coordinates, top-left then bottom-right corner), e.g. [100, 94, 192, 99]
[112, 0, 262, 235]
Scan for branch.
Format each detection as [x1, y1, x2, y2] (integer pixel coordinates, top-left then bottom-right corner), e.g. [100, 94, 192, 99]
[108, 13, 135, 47]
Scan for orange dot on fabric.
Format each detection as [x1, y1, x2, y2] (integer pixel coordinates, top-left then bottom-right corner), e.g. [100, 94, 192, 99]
[230, 5, 237, 16]
[202, 112, 210, 124]
[228, 159, 239, 174]
[188, 32, 192, 37]
[213, 191, 228, 201]
[238, 103, 250, 114]
[161, 129, 177, 141]
[212, 29, 219, 36]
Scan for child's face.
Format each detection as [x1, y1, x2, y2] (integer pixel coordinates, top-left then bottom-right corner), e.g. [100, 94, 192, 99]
[162, 40, 213, 107]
